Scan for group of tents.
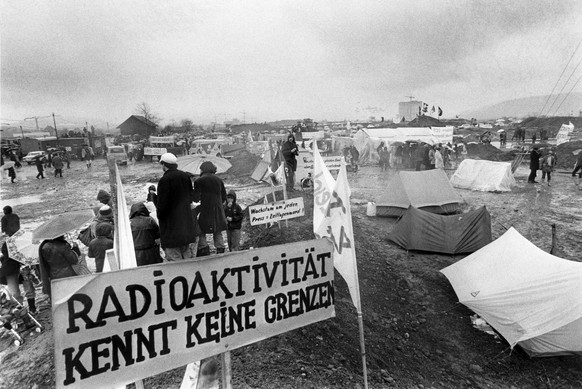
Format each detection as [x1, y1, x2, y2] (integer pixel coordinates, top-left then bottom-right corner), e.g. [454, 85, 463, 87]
[374, 167, 581, 357]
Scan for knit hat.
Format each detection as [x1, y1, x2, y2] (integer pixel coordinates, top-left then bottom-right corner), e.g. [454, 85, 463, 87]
[99, 205, 113, 216]
[148, 185, 156, 192]
[95, 222, 112, 237]
[96, 189, 111, 204]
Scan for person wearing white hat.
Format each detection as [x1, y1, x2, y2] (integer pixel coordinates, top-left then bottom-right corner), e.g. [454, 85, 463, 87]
[156, 153, 198, 260]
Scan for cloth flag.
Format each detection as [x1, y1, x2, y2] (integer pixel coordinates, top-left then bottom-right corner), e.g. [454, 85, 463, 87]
[247, 130, 254, 143]
[314, 154, 362, 310]
[431, 106, 435, 114]
[313, 145, 336, 235]
[438, 107, 443, 117]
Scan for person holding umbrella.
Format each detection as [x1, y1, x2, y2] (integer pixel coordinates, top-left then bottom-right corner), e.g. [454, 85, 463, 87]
[33, 209, 94, 297]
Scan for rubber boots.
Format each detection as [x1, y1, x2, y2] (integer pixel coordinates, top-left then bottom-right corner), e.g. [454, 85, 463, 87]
[27, 298, 36, 314]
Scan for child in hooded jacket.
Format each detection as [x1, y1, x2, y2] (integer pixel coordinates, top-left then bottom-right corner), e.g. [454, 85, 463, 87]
[224, 190, 244, 252]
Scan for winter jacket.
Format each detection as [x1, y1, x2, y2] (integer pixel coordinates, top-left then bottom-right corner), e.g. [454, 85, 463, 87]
[156, 167, 197, 248]
[529, 149, 541, 170]
[52, 156, 64, 169]
[38, 237, 79, 296]
[0, 242, 20, 280]
[129, 203, 162, 266]
[194, 172, 227, 234]
[435, 150, 444, 169]
[541, 154, 557, 173]
[224, 190, 244, 230]
[1, 214, 20, 237]
[281, 136, 299, 171]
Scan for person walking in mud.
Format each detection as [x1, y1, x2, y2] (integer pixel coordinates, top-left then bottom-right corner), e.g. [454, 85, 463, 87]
[35, 155, 45, 179]
[52, 153, 64, 178]
[572, 151, 582, 188]
[540, 149, 556, 186]
[156, 153, 198, 260]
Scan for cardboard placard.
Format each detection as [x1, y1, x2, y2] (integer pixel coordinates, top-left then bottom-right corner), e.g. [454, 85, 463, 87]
[52, 239, 334, 388]
[248, 198, 305, 225]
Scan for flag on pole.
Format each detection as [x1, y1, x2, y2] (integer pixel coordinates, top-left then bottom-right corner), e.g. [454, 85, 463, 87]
[313, 144, 336, 236]
[314, 156, 362, 310]
[114, 164, 138, 270]
[247, 130, 254, 143]
[438, 107, 443, 117]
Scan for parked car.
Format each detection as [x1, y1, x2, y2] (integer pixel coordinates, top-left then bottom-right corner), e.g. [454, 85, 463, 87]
[107, 146, 128, 165]
[22, 151, 46, 164]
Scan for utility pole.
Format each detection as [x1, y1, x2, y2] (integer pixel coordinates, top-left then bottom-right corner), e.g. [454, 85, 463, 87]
[53, 112, 59, 147]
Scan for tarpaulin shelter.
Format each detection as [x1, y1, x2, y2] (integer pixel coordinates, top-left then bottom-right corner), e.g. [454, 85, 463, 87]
[376, 170, 462, 217]
[352, 127, 453, 163]
[389, 206, 491, 254]
[441, 228, 582, 357]
[450, 159, 515, 192]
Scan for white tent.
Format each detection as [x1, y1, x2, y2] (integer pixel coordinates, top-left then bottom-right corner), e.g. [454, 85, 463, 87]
[450, 159, 515, 192]
[441, 228, 582, 357]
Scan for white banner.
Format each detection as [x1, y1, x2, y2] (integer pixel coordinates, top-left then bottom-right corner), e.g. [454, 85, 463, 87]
[149, 136, 175, 144]
[144, 147, 167, 156]
[248, 198, 305, 225]
[430, 126, 454, 145]
[295, 152, 343, 186]
[556, 122, 574, 145]
[52, 239, 334, 388]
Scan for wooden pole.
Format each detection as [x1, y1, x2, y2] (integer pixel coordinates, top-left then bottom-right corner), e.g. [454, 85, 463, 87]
[277, 145, 289, 228]
[550, 223, 556, 254]
[220, 352, 232, 389]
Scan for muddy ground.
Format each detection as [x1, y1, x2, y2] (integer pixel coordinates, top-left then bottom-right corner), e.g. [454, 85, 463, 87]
[0, 151, 581, 389]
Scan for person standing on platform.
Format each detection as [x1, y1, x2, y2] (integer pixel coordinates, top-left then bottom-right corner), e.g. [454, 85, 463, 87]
[281, 134, 299, 191]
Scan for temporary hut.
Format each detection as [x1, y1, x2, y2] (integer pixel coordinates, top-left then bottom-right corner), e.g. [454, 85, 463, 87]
[376, 170, 462, 217]
[441, 228, 582, 357]
[450, 159, 515, 192]
[389, 206, 491, 254]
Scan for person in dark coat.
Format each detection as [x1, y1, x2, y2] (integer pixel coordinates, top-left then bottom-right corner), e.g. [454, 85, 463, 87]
[194, 161, 227, 256]
[87, 223, 114, 273]
[146, 185, 158, 207]
[35, 156, 45, 179]
[89, 205, 114, 241]
[129, 202, 163, 266]
[224, 190, 244, 252]
[281, 134, 299, 191]
[38, 236, 80, 298]
[1, 206, 19, 237]
[7, 166, 16, 183]
[528, 146, 541, 183]
[156, 153, 197, 260]
[52, 153, 64, 177]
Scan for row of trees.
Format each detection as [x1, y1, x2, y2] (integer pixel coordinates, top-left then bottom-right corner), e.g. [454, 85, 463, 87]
[135, 102, 206, 135]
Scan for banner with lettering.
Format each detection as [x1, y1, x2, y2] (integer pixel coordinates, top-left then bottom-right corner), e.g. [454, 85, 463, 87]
[52, 239, 334, 388]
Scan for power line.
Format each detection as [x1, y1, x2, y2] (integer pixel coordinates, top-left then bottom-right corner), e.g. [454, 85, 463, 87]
[539, 37, 582, 116]
[544, 55, 582, 116]
[552, 72, 582, 116]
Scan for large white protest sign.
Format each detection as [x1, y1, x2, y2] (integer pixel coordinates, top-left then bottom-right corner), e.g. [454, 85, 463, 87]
[556, 122, 574, 145]
[295, 151, 343, 186]
[248, 198, 305, 225]
[429, 126, 454, 145]
[149, 136, 175, 144]
[52, 239, 334, 388]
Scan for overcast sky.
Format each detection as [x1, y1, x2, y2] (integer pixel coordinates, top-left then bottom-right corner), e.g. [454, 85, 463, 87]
[2, 0, 581, 127]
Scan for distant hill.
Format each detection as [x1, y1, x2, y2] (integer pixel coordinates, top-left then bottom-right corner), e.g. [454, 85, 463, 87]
[460, 93, 582, 120]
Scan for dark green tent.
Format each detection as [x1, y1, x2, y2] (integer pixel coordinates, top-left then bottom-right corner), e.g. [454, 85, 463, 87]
[389, 206, 492, 254]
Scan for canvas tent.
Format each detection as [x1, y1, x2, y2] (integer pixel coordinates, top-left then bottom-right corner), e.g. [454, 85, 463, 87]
[389, 206, 491, 254]
[352, 127, 453, 163]
[450, 159, 515, 192]
[376, 170, 462, 217]
[441, 227, 582, 357]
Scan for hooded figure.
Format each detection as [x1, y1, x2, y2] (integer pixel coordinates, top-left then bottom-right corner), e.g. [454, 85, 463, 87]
[129, 203, 163, 266]
[224, 190, 244, 252]
[281, 134, 299, 190]
[193, 161, 227, 255]
[88, 223, 114, 273]
[90, 205, 115, 240]
[38, 236, 80, 297]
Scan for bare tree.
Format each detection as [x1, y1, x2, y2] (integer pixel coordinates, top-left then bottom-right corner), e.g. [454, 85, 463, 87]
[180, 118, 193, 132]
[135, 102, 161, 125]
